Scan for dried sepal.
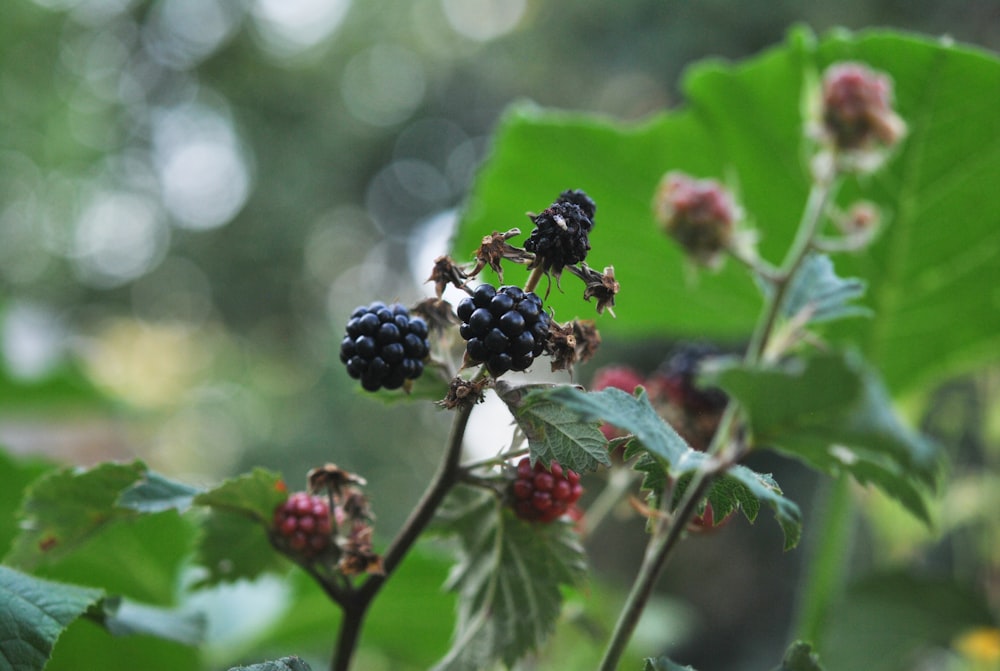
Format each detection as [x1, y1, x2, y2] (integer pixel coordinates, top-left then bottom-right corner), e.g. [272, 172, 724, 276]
[438, 374, 491, 409]
[411, 297, 461, 334]
[569, 263, 620, 316]
[546, 319, 601, 376]
[308, 463, 368, 498]
[426, 255, 470, 297]
[470, 229, 532, 281]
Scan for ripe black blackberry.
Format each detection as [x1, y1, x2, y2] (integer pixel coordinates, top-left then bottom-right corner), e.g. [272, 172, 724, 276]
[339, 302, 430, 392]
[654, 343, 728, 415]
[272, 492, 334, 559]
[524, 190, 596, 275]
[509, 457, 583, 523]
[456, 284, 550, 377]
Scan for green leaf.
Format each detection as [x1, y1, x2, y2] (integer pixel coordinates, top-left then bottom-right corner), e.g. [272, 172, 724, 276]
[45, 618, 201, 671]
[0, 449, 54, 559]
[0, 565, 104, 671]
[95, 597, 205, 646]
[190, 468, 290, 586]
[193, 508, 289, 588]
[452, 28, 1000, 394]
[4, 461, 146, 569]
[543, 386, 692, 468]
[193, 468, 289, 524]
[430, 485, 586, 671]
[117, 471, 202, 514]
[704, 350, 940, 523]
[541, 385, 802, 548]
[497, 382, 612, 473]
[772, 641, 824, 671]
[774, 253, 871, 325]
[228, 658, 313, 671]
[644, 657, 698, 671]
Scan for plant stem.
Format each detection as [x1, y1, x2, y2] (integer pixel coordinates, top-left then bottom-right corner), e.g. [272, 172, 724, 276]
[745, 178, 838, 365]
[329, 374, 481, 671]
[597, 177, 839, 670]
[524, 265, 546, 293]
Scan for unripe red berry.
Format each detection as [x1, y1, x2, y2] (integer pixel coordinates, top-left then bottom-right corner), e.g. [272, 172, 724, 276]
[272, 492, 332, 559]
[509, 457, 584, 523]
[821, 62, 905, 151]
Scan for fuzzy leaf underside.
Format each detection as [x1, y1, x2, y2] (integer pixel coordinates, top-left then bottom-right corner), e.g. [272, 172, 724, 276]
[543, 386, 802, 549]
[497, 382, 612, 473]
[430, 486, 586, 671]
[645, 657, 699, 671]
[776, 253, 871, 325]
[704, 350, 940, 523]
[0, 565, 104, 671]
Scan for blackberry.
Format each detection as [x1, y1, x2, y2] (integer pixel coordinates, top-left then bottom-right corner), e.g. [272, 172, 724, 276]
[524, 190, 596, 275]
[456, 284, 550, 377]
[653, 344, 727, 415]
[510, 457, 583, 523]
[339, 302, 430, 392]
[272, 492, 334, 558]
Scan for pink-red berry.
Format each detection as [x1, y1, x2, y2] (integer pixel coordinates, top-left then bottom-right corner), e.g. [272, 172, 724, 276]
[272, 492, 333, 559]
[510, 457, 583, 523]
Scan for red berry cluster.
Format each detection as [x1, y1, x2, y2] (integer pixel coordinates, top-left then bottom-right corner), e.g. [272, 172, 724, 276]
[510, 457, 583, 523]
[272, 492, 335, 559]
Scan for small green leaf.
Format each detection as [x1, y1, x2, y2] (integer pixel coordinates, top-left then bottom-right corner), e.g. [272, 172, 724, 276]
[497, 382, 612, 472]
[0, 449, 54, 559]
[95, 597, 206, 646]
[644, 657, 699, 671]
[193, 468, 289, 524]
[543, 385, 802, 548]
[543, 386, 692, 469]
[228, 657, 313, 671]
[772, 641, 824, 671]
[704, 351, 940, 522]
[430, 485, 587, 671]
[118, 471, 202, 514]
[775, 253, 871, 325]
[0, 565, 104, 671]
[5, 461, 147, 569]
[193, 508, 289, 587]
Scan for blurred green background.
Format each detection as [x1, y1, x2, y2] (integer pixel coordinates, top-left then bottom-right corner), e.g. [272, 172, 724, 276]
[1, 1, 998, 669]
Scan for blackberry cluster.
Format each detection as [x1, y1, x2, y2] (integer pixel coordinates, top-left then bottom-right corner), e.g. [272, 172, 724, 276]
[456, 284, 550, 377]
[510, 457, 583, 523]
[524, 189, 596, 275]
[272, 492, 333, 559]
[340, 302, 430, 391]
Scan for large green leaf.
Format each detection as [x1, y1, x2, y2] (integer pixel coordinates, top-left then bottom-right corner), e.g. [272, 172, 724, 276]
[452, 28, 1000, 394]
[0, 449, 53, 559]
[704, 350, 940, 522]
[4, 461, 147, 569]
[430, 486, 586, 671]
[0, 565, 103, 671]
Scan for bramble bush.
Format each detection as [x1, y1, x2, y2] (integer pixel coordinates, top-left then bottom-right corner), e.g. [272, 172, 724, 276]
[2, 27, 999, 671]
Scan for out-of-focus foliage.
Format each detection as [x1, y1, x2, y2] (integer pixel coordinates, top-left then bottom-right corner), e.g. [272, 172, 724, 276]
[2, 2, 999, 671]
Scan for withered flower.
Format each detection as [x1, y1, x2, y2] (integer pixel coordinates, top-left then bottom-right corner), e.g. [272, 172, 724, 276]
[470, 229, 533, 282]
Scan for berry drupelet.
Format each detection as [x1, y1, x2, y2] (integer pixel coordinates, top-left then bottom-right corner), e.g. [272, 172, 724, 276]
[272, 492, 334, 559]
[510, 457, 583, 523]
[524, 189, 597, 276]
[340, 302, 430, 392]
[456, 284, 550, 377]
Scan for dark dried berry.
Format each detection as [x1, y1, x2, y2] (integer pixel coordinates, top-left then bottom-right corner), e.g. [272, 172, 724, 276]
[272, 492, 333, 558]
[341, 302, 430, 391]
[653, 344, 727, 415]
[509, 457, 583, 523]
[456, 284, 550, 377]
[524, 190, 596, 276]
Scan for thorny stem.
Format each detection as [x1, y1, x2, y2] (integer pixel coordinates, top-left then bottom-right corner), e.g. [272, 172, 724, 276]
[597, 177, 839, 671]
[329, 369, 483, 671]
